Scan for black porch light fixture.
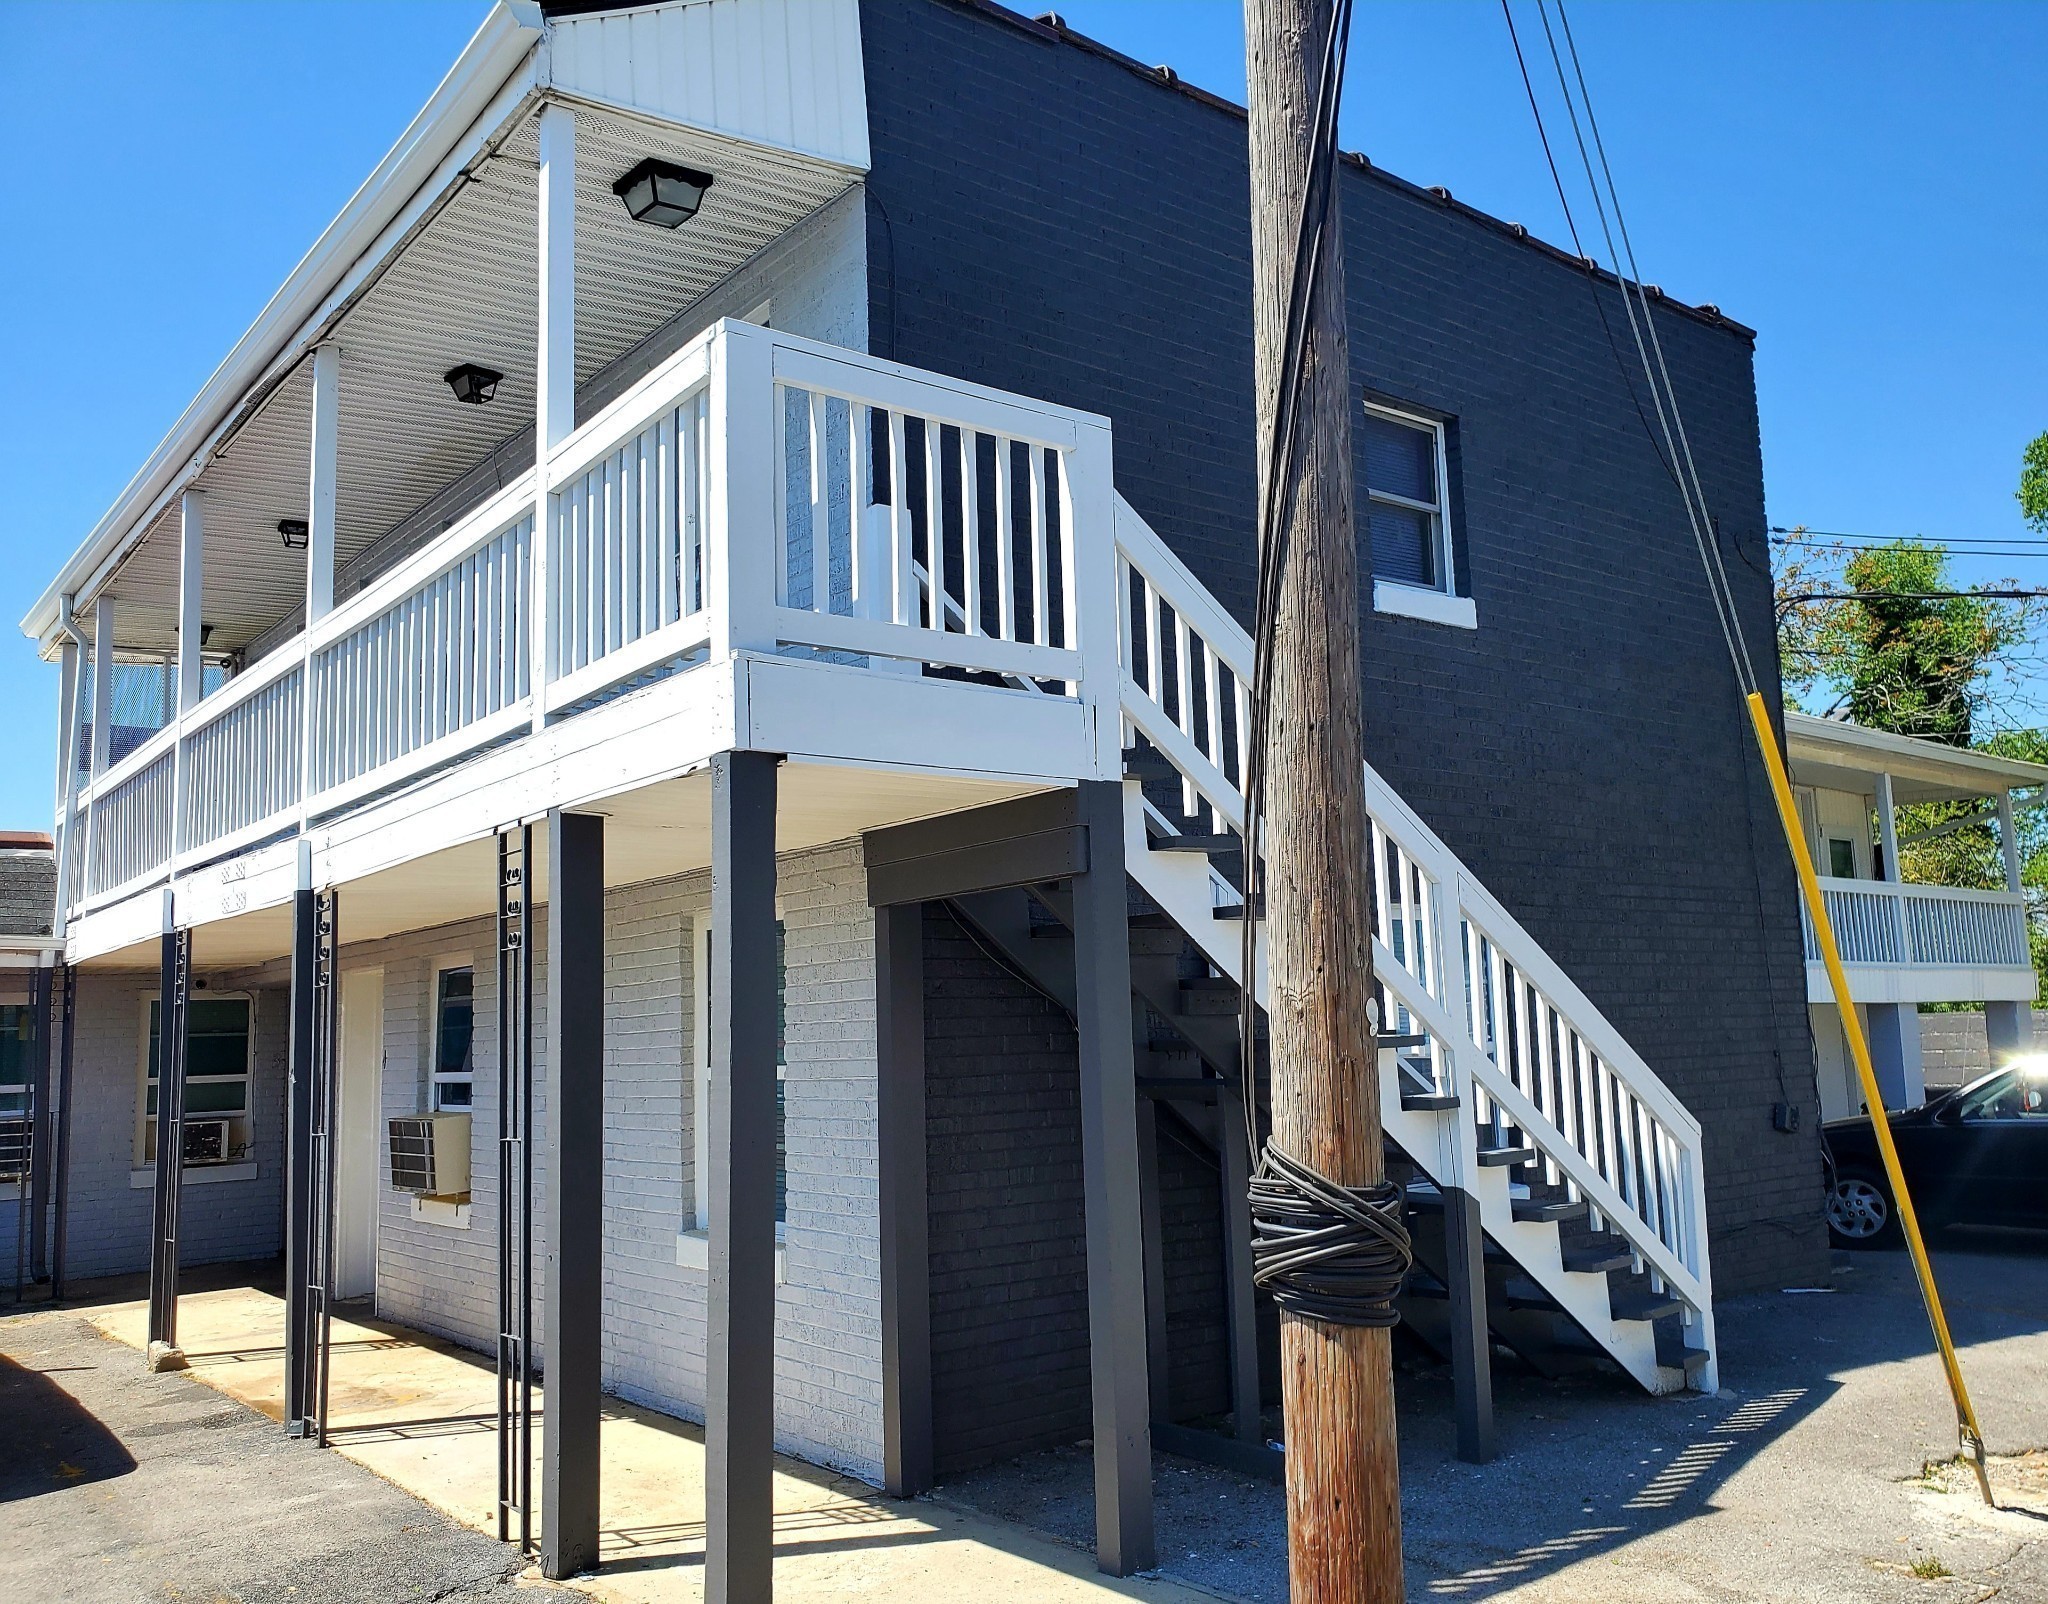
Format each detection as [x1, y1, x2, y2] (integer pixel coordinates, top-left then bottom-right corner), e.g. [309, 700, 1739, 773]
[611, 157, 714, 229]
[444, 363, 504, 405]
[277, 518, 309, 551]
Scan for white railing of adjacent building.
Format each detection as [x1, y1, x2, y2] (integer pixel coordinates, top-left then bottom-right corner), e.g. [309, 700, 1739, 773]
[1802, 876, 2030, 971]
[68, 320, 1111, 914]
[1113, 495, 1715, 1363]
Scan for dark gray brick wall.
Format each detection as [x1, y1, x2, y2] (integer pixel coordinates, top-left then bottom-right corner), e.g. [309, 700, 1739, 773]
[0, 852, 55, 938]
[1157, 1113, 1228, 1421]
[862, 0, 1825, 1292]
[922, 905, 1092, 1475]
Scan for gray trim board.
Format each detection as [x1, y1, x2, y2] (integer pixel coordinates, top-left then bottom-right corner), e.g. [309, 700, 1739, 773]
[864, 790, 1085, 907]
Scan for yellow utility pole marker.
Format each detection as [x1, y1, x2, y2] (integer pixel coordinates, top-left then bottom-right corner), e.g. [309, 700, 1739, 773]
[1746, 691, 1994, 1508]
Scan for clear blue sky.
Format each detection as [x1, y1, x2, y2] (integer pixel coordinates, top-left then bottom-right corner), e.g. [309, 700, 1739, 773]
[1, 0, 2043, 828]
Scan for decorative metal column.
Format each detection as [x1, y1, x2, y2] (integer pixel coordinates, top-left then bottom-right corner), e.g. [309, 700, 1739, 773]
[146, 918, 191, 1367]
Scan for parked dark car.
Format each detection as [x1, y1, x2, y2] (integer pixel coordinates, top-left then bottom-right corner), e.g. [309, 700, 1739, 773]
[1824, 1061, 2048, 1247]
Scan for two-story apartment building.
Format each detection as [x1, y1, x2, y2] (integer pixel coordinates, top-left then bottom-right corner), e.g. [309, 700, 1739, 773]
[18, 0, 1823, 1583]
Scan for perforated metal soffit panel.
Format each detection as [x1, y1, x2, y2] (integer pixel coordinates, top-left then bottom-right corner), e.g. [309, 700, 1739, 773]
[106, 103, 853, 654]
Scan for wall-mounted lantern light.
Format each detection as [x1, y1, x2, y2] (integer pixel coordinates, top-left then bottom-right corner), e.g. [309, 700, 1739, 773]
[444, 363, 503, 405]
[612, 158, 714, 229]
[278, 519, 310, 551]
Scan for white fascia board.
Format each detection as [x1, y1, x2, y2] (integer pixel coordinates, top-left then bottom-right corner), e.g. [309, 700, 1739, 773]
[1784, 711, 2048, 792]
[20, 1, 546, 653]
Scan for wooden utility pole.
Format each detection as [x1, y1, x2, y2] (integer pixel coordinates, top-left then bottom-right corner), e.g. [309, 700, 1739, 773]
[1244, 0, 1405, 1598]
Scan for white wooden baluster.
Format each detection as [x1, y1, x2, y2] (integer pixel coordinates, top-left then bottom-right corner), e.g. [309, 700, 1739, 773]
[1030, 446, 1050, 646]
[808, 390, 829, 615]
[849, 400, 871, 620]
[995, 438, 1017, 642]
[889, 412, 912, 628]
[1173, 610, 1196, 821]
[960, 428, 982, 636]
[924, 420, 945, 632]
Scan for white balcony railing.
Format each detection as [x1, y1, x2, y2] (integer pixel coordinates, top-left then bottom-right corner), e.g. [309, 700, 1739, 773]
[1801, 876, 2031, 971]
[69, 321, 1113, 913]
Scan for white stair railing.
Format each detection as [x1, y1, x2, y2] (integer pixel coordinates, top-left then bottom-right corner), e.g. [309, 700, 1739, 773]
[1113, 494, 1716, 1381]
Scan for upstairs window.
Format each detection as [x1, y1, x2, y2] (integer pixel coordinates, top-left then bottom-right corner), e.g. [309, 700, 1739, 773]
[0, 1005, 31, 1181]
[1363, 403, 1454, 594]
[432, 967, 475, 1111]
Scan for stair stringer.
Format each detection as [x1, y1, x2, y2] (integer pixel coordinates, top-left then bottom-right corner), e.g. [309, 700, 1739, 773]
[1122, 781, 1676, 1395]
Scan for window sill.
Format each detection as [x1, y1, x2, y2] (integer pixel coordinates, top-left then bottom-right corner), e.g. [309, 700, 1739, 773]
[128, 1161, 257, 1190]
[1373, 581, 1476, 630]
[410, 1196, 473, 1229]
[676, 1227, 787, 1284]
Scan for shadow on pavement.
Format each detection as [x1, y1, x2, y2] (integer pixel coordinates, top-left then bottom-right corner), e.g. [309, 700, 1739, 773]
[0, 1352, 136, 1502]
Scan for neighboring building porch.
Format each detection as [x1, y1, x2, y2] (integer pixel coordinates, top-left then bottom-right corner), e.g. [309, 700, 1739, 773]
[1784, 711, 2045, 1119]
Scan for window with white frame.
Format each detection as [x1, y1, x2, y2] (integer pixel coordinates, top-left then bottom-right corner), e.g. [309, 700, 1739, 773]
[1362, 403, 1455, 594]
[138, 995, 253, 1166]
[690, 918, 787, 1232]
[432, 966, 475, 1111]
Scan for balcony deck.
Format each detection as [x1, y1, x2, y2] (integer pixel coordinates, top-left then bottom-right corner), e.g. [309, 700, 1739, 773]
[1802, 875, 2035, 1005]
[62, 322, 1118, 968]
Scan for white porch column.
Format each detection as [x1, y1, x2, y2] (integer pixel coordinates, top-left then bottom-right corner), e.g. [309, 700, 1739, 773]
[532, 100, 576, 733]
[90, 595, 115, 777]
[1873, 771, 1901, 882]
[52, 622, 83, 936]
[1865, 1001, 1926, 1110]
[306, 344, 341, 623]
[177, 490, 206, 714]
[1996, 789, 2023, 894]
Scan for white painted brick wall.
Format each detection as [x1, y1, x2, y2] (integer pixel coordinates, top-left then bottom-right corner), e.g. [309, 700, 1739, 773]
[50, 970, 287, 1280]
[361, 839, 883, 1483]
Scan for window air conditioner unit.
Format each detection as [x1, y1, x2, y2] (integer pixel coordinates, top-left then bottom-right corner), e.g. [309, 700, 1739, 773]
[181, 1117, 230, 1166]
[388, 1113, 471, 1198]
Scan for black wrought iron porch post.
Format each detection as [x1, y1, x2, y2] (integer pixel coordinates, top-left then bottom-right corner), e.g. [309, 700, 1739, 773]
[146, 912, 190, 1368]
[284, 877, 317, 1432]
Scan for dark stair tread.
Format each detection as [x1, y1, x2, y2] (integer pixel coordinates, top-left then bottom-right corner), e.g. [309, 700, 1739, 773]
[1609, 1291, 1684, 1324]
[1399, 1092, 1461, 1112]
[1655, 1333, 1713, 1374]
[1476, 1145, 1537, 1168]
[1512, 1196, 1588, 1224]
[1213, 902, 1263, 920]
[1561, 1243, 1635, 1276]
[1179, 975, 1236, 993]
[1493, 1278, 1562, 1313]
[1149, 833, 1241, 854]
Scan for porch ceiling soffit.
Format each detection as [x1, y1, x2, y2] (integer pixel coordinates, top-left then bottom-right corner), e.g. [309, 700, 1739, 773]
[88, 103, 855, 657]
[1785, 713, 2048, 806]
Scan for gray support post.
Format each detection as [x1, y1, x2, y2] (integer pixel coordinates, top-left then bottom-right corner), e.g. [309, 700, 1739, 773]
[875, 899, 932, 1498]
[146, 913, 190, 1368]
[50, 964, 76, 1302]
[1134, 1097, 1170, 1422]
[284, 880, 317, 1433]
[1217, 1070, 1263, 1442]
[1441, 1184, 1496, 1465]
[705, 750, 781, 1604]
[1069, 779, 1154, 1576]
[542, 810, 606, 1581]
[27, 962, 53, 1281]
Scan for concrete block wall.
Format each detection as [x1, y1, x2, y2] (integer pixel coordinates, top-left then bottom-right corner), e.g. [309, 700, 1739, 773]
[355, 839, 884, 1483]
[859, 0, 1827, 1291]
[51, 970, 287, 1280]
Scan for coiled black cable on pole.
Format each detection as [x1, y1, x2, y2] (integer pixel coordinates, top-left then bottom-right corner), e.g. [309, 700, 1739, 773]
[1238, 0, 1412, 1330]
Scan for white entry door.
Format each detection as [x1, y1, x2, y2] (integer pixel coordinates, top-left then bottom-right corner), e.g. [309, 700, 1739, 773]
[333, 967, 385, 1302]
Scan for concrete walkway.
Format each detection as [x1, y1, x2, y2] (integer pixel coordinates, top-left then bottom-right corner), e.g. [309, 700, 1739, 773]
[83, 1284, 1223, 1604]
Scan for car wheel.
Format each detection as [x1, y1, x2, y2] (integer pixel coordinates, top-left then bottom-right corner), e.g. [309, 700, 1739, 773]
[1826, 1168, 1901, 1249]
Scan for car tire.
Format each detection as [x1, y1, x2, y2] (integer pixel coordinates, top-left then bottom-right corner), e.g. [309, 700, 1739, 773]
[1826, 1167, 1901, 1249]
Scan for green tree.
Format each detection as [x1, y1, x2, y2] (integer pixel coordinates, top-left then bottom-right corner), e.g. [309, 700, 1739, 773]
[1776, 535, 2039, 746]
[2022, 431, 2048, 533]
